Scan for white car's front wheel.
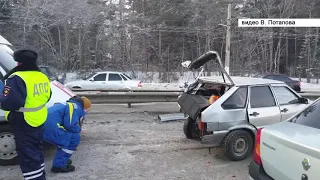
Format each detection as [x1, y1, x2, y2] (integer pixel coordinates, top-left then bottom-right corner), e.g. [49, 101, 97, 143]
[0, 124, 19, 165]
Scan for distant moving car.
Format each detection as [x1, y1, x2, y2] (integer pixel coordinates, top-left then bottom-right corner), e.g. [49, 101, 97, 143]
[257, 74, 301, 92]
[178, 51, 310, 161]
[249, 98, 320, 180]
[39, 65, 65, 83]
[64, 71, 142, 90]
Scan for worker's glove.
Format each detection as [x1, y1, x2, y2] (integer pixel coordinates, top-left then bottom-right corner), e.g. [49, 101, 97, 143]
[79, 117, 85, 128]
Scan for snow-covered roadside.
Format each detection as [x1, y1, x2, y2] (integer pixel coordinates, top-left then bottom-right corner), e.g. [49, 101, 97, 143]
[64, 72, 320, 92]
[299, 82, 320, 92]
[141, 82, 320, 92]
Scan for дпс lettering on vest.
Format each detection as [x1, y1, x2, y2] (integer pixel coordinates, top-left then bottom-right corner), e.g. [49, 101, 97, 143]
[33, 82, 49, 97]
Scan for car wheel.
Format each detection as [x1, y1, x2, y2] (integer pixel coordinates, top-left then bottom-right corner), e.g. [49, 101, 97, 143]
[183, 117, 200, 139]
[0, 124, 19, 165]
[294, 86, 301, 92]
[222, 130, 253, 161]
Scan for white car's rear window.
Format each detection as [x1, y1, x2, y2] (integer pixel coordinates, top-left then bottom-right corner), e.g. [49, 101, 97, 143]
[292, 100, 320, 130]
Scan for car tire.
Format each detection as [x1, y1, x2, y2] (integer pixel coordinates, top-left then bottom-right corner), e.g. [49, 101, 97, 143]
[0, 124, 19, 166]
[222, 130, 253, 161]
[183, 117, 200, 139]
[294, 86, 301, 92]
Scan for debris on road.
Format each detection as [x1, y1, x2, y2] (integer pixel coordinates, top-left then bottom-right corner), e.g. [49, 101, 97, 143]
[158, 113, 185, 122]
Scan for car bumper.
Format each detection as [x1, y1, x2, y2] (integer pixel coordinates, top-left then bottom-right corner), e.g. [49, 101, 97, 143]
[200, 130, 228, 147]
[249, 160, 273, 180]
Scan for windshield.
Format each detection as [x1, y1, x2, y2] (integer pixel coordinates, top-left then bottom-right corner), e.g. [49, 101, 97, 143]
[253, 74, 263, 78]
[85, 73, 96, 80]
[39, 66, 56, 78]
[0, 44, 17, 72]
[291, 99, 320, 130]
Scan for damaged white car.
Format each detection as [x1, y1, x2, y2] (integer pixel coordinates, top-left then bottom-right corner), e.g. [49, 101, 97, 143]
[0, 35, 76, 165]
[178, 51, 310, 161]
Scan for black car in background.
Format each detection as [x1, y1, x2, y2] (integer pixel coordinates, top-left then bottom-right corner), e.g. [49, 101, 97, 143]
[256, 74, 301, 92]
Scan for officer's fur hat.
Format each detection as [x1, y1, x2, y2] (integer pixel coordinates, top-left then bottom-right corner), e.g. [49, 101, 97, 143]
[13, 49, 38, 64]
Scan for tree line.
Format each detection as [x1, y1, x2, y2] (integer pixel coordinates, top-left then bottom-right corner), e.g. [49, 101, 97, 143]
[1, 0, 320, 82]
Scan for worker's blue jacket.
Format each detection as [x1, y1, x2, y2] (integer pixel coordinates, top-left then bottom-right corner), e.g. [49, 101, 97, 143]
[43, 100, 86, 149]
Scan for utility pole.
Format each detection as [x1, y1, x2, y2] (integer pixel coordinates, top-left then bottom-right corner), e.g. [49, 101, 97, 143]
[225, 4, 231, 74]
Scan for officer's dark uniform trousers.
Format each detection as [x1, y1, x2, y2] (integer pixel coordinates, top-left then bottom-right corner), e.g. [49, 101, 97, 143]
[9, 113, 46, 180]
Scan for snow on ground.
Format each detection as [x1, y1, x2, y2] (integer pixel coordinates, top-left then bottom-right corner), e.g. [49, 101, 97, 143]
[291, 77, 320, 92]
[140, 83, 184, 90]
[64, 72, 320, 92]
[299, 82, 320, 92]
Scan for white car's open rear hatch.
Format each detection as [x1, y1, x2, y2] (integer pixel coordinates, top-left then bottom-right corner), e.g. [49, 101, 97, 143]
[181, 51, 234, 86]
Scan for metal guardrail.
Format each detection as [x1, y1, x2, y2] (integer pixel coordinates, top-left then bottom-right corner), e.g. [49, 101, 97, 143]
[75, 91, 182, 107]
[73, 89, 320, 107]
[70, 88, 184, 92]
[298, 93, 320, 100]
[70, 88, 320, 93]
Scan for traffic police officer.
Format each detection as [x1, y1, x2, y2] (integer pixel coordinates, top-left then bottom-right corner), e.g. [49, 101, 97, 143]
[0, 49, 51, 180]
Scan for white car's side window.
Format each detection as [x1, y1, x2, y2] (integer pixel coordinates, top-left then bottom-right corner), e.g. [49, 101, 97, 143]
[93, 73, 107, 81]
[250, 86, 276, 108]
[221, 86, 248, 109]
[108, 73, 123, 81]
[272, 86, 299, 105]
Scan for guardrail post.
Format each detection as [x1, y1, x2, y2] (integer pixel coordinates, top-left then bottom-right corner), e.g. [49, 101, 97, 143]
[127, 103, 132, 108]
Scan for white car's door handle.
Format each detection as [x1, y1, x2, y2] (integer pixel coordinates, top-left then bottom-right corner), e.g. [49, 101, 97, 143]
[249, 112, 259, 116]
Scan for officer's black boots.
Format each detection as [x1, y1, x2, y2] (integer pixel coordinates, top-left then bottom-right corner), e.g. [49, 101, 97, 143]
[51, 164, 75, 173]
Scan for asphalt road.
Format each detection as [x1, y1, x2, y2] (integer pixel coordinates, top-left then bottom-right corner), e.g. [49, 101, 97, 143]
[0, 103, 251, 180]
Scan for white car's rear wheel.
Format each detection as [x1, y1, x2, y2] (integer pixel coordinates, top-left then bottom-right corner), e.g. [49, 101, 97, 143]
[183, 117, 200, 139]
[223, 130, 253, 161]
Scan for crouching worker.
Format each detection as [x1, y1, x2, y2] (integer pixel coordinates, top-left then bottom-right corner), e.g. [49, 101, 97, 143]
[43, 96, 91, 173]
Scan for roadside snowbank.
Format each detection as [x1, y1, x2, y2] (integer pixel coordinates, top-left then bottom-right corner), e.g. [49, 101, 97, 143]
[64, 72, 320, 92]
